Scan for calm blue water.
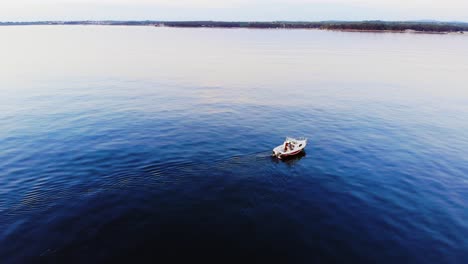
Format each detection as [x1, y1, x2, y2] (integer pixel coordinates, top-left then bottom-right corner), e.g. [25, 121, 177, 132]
[1, 26, 468, 263]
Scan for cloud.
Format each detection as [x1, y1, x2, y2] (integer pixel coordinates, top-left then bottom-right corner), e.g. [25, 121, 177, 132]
[2, 0, 249, 9]
[3, 0, 468, 10]
[1, 0, 468, 21]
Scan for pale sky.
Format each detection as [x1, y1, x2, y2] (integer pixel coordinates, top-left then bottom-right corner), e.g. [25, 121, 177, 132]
[1, 0, 468, 22]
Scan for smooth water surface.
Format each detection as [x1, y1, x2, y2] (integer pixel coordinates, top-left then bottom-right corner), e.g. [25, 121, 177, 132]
[1, 26, 468, 263]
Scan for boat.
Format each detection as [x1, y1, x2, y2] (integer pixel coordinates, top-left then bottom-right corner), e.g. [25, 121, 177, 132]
[272, 137, 307, 159]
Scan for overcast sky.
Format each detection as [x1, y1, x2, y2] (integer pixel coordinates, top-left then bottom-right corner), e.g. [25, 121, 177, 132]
[2, 0, 468, 22]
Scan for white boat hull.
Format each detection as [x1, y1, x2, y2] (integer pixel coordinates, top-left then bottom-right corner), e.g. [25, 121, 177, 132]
[272, 137, 307, 159]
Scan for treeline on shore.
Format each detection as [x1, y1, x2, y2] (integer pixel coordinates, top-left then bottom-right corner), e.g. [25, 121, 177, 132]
[158, 21, 468, 32]
[1, 21, 467, 32]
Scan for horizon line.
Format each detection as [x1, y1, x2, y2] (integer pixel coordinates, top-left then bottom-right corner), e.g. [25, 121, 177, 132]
[1, 19, 467, 23]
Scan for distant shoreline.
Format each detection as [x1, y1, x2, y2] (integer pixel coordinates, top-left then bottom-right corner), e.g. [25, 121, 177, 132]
[1, 21, 467, 34]
[329, 29, 465, 35]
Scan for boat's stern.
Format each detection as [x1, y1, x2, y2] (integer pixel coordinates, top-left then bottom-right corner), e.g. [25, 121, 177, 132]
[272, 145, 285, 159]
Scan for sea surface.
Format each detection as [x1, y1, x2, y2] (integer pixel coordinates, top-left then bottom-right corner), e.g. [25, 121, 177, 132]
[1, 26, 468, 263]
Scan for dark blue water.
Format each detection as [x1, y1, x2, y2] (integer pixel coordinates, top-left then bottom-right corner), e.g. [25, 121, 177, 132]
[1, 26, 468, 263]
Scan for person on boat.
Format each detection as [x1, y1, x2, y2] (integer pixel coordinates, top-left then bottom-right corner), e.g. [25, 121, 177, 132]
[284, 142, 289, 152]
